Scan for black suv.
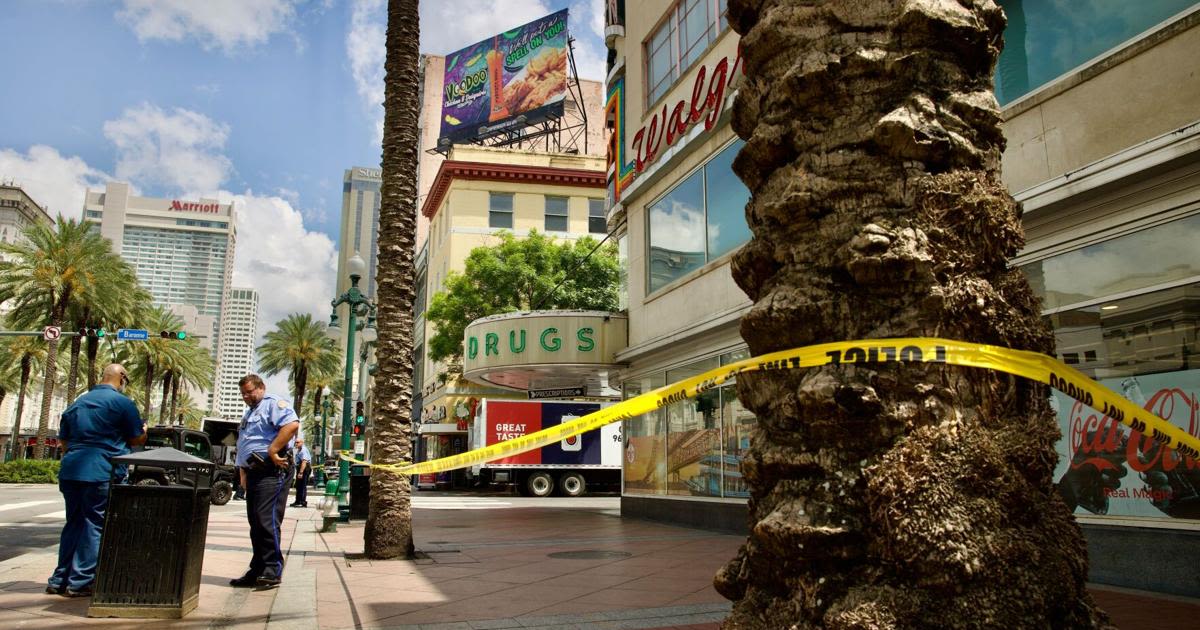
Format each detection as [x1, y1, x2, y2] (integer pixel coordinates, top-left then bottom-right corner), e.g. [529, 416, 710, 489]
[131, 426, 238, 505]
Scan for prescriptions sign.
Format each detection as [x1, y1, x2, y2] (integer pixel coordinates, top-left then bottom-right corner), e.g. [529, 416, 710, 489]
[439, 9, 569, 144]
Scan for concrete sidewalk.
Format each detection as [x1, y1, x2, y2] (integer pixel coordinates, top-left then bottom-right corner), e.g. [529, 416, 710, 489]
[0, 490, 1196, 629]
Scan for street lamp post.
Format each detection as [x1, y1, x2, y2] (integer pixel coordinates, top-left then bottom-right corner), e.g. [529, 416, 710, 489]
[327, 253, 375, 521]
[316, 386, 332, 487]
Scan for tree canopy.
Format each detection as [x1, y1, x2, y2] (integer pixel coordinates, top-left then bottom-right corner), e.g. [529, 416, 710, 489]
[256, 312, 341, 418]
[425, 230, 620, 364]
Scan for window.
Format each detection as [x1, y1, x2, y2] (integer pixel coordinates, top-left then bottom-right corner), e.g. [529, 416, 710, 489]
[645, 0, 730, 105]
[588, 199, 607, 234]
[489, 192, 513, 229]
[995, 0, 1194, 104]
[647, 139, 750, 293]
[545, 196, 569, 232]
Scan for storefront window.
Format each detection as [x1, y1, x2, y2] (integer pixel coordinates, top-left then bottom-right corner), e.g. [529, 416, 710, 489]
[622, 375, 667, 495]
[647, 140, 751, 293]
[645, 0, 732, 105]
[1046, 282, 1200, 522]
[665, 358, 721, 497]
[720, 386, 753, 498]
[1022, 213, 1200, 311]
[648, 170, 705, 291]
[995, 0, 1195, 105]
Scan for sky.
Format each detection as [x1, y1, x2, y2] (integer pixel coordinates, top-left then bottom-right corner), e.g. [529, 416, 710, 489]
[0, 0, 607, 398]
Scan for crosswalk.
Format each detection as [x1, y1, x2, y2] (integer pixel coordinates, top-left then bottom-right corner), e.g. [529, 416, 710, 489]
[0, 506, 66, 528]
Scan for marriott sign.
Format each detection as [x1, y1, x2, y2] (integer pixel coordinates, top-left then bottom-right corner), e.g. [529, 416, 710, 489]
[170, 200, 221, 213]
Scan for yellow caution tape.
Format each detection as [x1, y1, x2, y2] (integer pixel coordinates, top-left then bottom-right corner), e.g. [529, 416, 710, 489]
[339, 338, 1200, 475]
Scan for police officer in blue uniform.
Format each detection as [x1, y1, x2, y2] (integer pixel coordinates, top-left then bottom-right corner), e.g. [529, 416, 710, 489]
[229, 374, 298, 589]
[48, 364, 146, 597]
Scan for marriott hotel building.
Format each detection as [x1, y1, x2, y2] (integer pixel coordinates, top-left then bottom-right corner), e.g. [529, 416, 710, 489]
[83, 181, 236, 412]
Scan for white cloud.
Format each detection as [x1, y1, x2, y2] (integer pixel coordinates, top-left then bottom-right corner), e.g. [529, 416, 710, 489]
[224, 190, 339, 401]
[0, 145, 110, 220]
[103, 104, 233, 196]
[117, 0, 298, 54]
[347, 0, 387, 142]
[569, 0, 607, 81]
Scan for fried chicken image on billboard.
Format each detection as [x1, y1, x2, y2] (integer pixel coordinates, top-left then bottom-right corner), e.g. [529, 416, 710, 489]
[502, 47, 568, 115]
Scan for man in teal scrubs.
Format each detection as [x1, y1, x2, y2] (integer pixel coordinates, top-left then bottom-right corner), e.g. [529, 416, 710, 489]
[47, 364, 146, 597]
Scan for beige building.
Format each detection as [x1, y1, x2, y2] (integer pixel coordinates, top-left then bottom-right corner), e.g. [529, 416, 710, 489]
[605, 0, 1200, 597]
[411, 145, 607, 485]
[0, 183, 54, 247]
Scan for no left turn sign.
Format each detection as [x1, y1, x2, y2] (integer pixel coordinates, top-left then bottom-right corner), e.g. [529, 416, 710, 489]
[43, 326, 61, 341]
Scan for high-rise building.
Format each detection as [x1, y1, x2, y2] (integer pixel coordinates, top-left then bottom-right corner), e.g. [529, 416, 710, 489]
[0, 183, 54, 247]
[333, 167, 382, 400]
[215, 287, 259, 420]
[83, 182, 236, 411]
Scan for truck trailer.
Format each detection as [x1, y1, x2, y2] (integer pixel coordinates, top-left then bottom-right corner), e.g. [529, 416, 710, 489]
[470, 399, 621, 497]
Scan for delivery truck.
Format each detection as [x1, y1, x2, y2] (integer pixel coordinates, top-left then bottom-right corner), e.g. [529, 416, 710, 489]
[470, 399, 622, 497]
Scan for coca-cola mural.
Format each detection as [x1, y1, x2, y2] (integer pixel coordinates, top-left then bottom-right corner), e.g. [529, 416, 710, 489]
[1054, 369, 1200, 520]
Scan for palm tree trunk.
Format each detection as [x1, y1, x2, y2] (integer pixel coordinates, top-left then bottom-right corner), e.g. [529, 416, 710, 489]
[66, 333, 82, 404]
[159, 370, 173, 425]
[293, 363, 308, 419]
[714, 2, 1110, 628]
[143, 356, 153, 419]
[85, 334, 100, 390]
[11, 359, 32, 461]
[363, 0, 418, 560]
[34, 336, 60, 460]
[170, 374, 180, 424]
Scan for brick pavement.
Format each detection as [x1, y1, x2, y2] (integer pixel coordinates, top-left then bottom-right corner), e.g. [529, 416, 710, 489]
[0, 489, 1196, 629]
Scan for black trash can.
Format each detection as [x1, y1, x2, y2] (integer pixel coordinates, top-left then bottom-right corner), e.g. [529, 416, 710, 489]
[88, 447, 213, 619]
[349, 463, 371, 519]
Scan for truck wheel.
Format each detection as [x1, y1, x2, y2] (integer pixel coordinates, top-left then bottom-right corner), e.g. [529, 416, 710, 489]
[526, 472, 554, 498]
[559, 472, 586, 497]
[135, 477, 161, 486]
[210, 480, 233, 506]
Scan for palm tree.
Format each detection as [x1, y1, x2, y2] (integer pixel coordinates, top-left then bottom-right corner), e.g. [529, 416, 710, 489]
[172, 390, 205, 429]
[160, 340, 213, 425]
[364, 0, 419, 560]
[126, 306, 188, 419]
[0, 335, 47, 461]
[714, 2, 1109, 628]
[0, 217, 120, 458]
[256, 313, 340, 419]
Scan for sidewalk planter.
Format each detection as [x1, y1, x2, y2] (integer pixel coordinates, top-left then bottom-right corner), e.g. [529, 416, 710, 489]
[88, 447, 213, 619]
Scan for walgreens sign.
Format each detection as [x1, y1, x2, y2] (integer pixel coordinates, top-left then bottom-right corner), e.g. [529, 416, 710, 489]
[631, 50, 743, 173]
[170, 200, 221, 214]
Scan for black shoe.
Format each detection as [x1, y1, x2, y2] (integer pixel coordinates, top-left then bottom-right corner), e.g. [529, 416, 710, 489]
[233, 495, 245, 501]
[298, 503, 307, 507]
[288, 503, 300, 507]
[63, 586, 93, 598]
[256, 575, 281, 589]
[229, 573, 260, 587]
[45, 585, 63, 595]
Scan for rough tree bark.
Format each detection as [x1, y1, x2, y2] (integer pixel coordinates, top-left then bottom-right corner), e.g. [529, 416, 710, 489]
[715, 1, 1112, 628]
[363, 0, 418, 559]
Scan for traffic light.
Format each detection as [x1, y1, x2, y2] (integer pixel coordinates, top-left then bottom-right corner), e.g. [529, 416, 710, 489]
[160, 330, 187, 340]
[352, 401, 366, 436]
[80, 327, 106, 338]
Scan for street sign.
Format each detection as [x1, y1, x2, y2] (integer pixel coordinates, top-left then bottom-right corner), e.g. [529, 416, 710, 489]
[42, 326, 61, 341]
[528, 386, 586, 400]
[117, 329, 149, 341]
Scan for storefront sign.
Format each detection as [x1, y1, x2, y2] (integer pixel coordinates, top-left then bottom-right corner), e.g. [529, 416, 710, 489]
[464, 312, 625, 368]
[630, 51, 742, 175]
[169, 200, 221, 213]
[528, 387, 586, 400]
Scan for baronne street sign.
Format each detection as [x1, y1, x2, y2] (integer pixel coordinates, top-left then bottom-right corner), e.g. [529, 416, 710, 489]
[117, 329, 149, 341]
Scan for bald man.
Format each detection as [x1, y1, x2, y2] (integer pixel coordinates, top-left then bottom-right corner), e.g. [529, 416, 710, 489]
[48, 364, 147, 597]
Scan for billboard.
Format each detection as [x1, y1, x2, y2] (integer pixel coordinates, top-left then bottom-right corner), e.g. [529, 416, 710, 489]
[440, 9, 570, 144]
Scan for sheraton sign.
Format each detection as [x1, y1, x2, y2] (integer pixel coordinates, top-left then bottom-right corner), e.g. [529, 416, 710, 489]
[170, 200, 221, 213]
[631, 50, 742, 174]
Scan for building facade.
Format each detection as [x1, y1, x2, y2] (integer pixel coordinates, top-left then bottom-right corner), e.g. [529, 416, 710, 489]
[0, 183, 54, 247]
[83, 181, 236, 412]
[412, 145, 608, 485]
[214, 287, 259, 420]
[605, 0, 1200, 596]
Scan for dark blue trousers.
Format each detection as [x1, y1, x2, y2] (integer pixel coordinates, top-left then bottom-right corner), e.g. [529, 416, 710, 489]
[294, 468, 311, 506]
[49, 480, 109, 591]
[244, 464, 293, 579]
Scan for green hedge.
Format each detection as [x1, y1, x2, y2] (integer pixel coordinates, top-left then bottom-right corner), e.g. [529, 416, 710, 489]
[0, 459, 61, 483]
